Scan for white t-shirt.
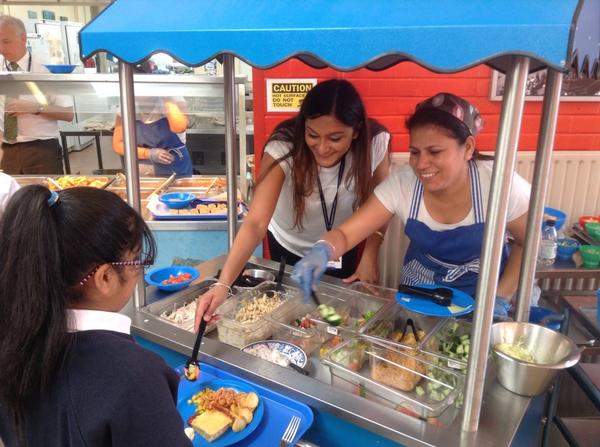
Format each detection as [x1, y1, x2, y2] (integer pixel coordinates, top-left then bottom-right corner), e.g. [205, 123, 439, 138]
[374, 160, 530, 230]
[0, 52, 74, 143]
[266, 131, 390, 256]
[0, 173, 20, 215]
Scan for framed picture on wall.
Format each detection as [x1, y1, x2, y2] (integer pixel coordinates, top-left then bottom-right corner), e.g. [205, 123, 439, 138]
[490, 67, 600, 101]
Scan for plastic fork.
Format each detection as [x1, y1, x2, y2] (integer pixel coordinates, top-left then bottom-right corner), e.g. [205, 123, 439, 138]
[280, 415, 301, 447]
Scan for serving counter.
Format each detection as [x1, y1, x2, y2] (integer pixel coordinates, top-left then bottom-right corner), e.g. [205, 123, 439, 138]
[125, 255, 541, 447]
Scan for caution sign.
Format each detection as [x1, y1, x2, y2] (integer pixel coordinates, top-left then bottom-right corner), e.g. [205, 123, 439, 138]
[266, 78, 317, 112]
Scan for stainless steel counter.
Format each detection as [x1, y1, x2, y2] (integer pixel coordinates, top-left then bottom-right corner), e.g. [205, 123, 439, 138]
[125, 256, 536, 447]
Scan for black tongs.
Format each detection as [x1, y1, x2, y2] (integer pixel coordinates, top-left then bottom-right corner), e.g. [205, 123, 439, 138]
[399, 318, 420, 343]
[397, 284, 453, 307]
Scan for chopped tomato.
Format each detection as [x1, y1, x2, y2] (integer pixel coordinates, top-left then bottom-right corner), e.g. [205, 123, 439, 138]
[161, 272, 192, 285]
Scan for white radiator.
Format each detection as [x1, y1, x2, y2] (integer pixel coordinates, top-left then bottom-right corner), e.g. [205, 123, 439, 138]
[378, 151, 600, 289]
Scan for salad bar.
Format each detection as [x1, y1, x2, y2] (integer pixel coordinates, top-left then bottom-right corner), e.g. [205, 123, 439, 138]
[128, 256, 544, 446]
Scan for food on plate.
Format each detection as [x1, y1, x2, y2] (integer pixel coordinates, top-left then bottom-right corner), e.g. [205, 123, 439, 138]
[235, 293, 283, 323]
[371, 349, 425, 391]
[49, 176, 108, 189]
[244, 344, 291, 367]
[495, 339, 535, 362]
[293, 314, 316, 329]
[190, 409, 233, 442]
[161, 272, 192, 285]
[317, 304, 343, 326]
[187, 387, 260, 442]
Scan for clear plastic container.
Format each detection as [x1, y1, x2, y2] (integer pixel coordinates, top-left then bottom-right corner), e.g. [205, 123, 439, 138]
[141, 280, 217, 333]
[361, 303, 442, 351]
[323, 337, 463, 419]
[269, 300, 325, 355]
[346, 282, 398, 302]
[420, 318, 472, 372]
[216, 281, 300, 348]
[309, 283, 389, 337]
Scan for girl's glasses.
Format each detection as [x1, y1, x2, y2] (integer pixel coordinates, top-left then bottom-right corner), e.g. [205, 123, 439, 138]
[79, 259, 153, 286]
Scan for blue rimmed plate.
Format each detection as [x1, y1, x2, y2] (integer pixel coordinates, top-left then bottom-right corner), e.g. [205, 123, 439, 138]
[178, 379, 264, 447]
[242, 340, 307, 368]
[396, 284, 475, 317]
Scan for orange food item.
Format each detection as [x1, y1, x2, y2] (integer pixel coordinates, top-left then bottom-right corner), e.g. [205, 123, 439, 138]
[161, 273, 192, 285]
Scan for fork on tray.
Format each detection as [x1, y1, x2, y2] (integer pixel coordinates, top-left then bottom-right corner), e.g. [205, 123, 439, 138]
[280, 415, 301, 447]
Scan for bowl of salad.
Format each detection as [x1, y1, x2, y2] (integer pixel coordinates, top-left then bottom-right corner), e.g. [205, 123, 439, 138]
[145, 266, 199, 292]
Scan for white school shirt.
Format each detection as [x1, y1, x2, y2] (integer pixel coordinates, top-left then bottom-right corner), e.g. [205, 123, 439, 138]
[266, 131, 390, 256]
[0, 52, 73, 143]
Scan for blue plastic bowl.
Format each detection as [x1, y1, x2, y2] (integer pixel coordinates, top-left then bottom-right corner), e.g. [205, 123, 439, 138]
[145, 266, 199, 292]
[556, 238, 580, 261]
[44, 64, 77, 74]
[159, 192, 196, 209]
[529, 306, 563, 331]
[544, 207, 566, 231]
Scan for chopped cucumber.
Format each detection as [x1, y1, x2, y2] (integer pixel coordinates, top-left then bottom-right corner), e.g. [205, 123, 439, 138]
[415, 386, 425, 397]
[326, 314, 342, 326]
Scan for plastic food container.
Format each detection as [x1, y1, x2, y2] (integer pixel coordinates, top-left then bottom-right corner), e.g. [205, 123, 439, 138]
[362, 303, 442, 351]
[323, 338, 463, 419]
[217, 281, 300, 348]
[420, 318, 472, 372]
[269, 300, 326, 355]
[346, 282, 398, 302]
[141, 280, 217, 333]
[309, 284, 389, 337]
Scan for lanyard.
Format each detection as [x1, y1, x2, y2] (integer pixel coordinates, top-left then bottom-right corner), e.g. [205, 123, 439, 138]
[316, 155, 346, 231]
[4, 51, 32, 72]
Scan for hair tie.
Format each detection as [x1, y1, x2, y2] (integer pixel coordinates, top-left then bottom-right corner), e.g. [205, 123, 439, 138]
[47, 191, 59, 207]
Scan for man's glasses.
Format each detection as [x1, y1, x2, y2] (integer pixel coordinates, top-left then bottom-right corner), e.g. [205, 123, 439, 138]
[79, 259, 153, 286]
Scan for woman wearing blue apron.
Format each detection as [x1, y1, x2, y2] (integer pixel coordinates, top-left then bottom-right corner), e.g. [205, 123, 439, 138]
[112, 60, 192, 177]
[293, 92, 531, 318]
[112, 99, 192, 177]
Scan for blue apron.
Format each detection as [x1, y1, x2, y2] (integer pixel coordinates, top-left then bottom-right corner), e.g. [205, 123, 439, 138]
[136, 117, 193, 176]
[401, 160, 509, 297]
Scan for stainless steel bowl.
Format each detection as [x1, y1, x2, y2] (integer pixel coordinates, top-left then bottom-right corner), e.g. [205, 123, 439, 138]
[237, 269, 276, 288]
[490, 322, 580, 396]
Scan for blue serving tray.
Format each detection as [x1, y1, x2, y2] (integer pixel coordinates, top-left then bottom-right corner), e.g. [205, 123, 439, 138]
[396, 284, 474, 317]
[175, 362, 313, 446]
[153, 199, 243, 221]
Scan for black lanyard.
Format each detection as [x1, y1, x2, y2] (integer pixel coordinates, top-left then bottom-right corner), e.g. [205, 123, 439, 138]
[4, 51, 31, 72]
[316, 155, 346, 231]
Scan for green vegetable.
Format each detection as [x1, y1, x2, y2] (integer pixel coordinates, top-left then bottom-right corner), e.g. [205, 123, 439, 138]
[415, 386, 425, 397]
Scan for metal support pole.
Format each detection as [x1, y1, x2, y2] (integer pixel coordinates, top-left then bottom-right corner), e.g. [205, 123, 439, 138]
[118, 61, 145, 309]
[223, 54, 239, 249]
[462, 56, 530, 432]
[515, 69, 563, 322]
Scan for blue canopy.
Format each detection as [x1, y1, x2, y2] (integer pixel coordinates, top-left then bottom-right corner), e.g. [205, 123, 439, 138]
[80, 0, 598, 76]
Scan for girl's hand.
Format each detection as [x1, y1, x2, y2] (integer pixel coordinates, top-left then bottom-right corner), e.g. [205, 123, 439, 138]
[194, 284, 229, 331]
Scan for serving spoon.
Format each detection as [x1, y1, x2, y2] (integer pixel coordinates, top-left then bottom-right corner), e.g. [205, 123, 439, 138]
[397, 284, 453, 307]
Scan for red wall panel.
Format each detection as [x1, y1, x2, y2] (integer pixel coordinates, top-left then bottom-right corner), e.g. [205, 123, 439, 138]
[252, 59, 600, 171]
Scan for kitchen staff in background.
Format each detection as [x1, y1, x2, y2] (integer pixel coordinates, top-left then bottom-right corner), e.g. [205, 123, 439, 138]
[112, 60, 192, 177]
[195, 79, 391, 327]
[0, 15, 74, 175]
[292, 92, 530, 318]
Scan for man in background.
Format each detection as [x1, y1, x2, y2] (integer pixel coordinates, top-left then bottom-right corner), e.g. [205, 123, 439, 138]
[0, 15, 74, 174]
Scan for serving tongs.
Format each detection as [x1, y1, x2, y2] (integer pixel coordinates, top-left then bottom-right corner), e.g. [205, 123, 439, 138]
[267, 256, 287, 297]
[397, 284, 453, 307]
[398, 318, 420, 344]
[184, 318, 207, 381]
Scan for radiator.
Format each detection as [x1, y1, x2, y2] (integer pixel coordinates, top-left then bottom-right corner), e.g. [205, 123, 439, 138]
[378, 151, 600, 290]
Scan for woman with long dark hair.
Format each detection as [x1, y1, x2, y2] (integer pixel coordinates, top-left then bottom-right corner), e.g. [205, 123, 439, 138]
[293, 92, 530, 318]
[0, 186, 191, 446]
[195, 79, 391, 327]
